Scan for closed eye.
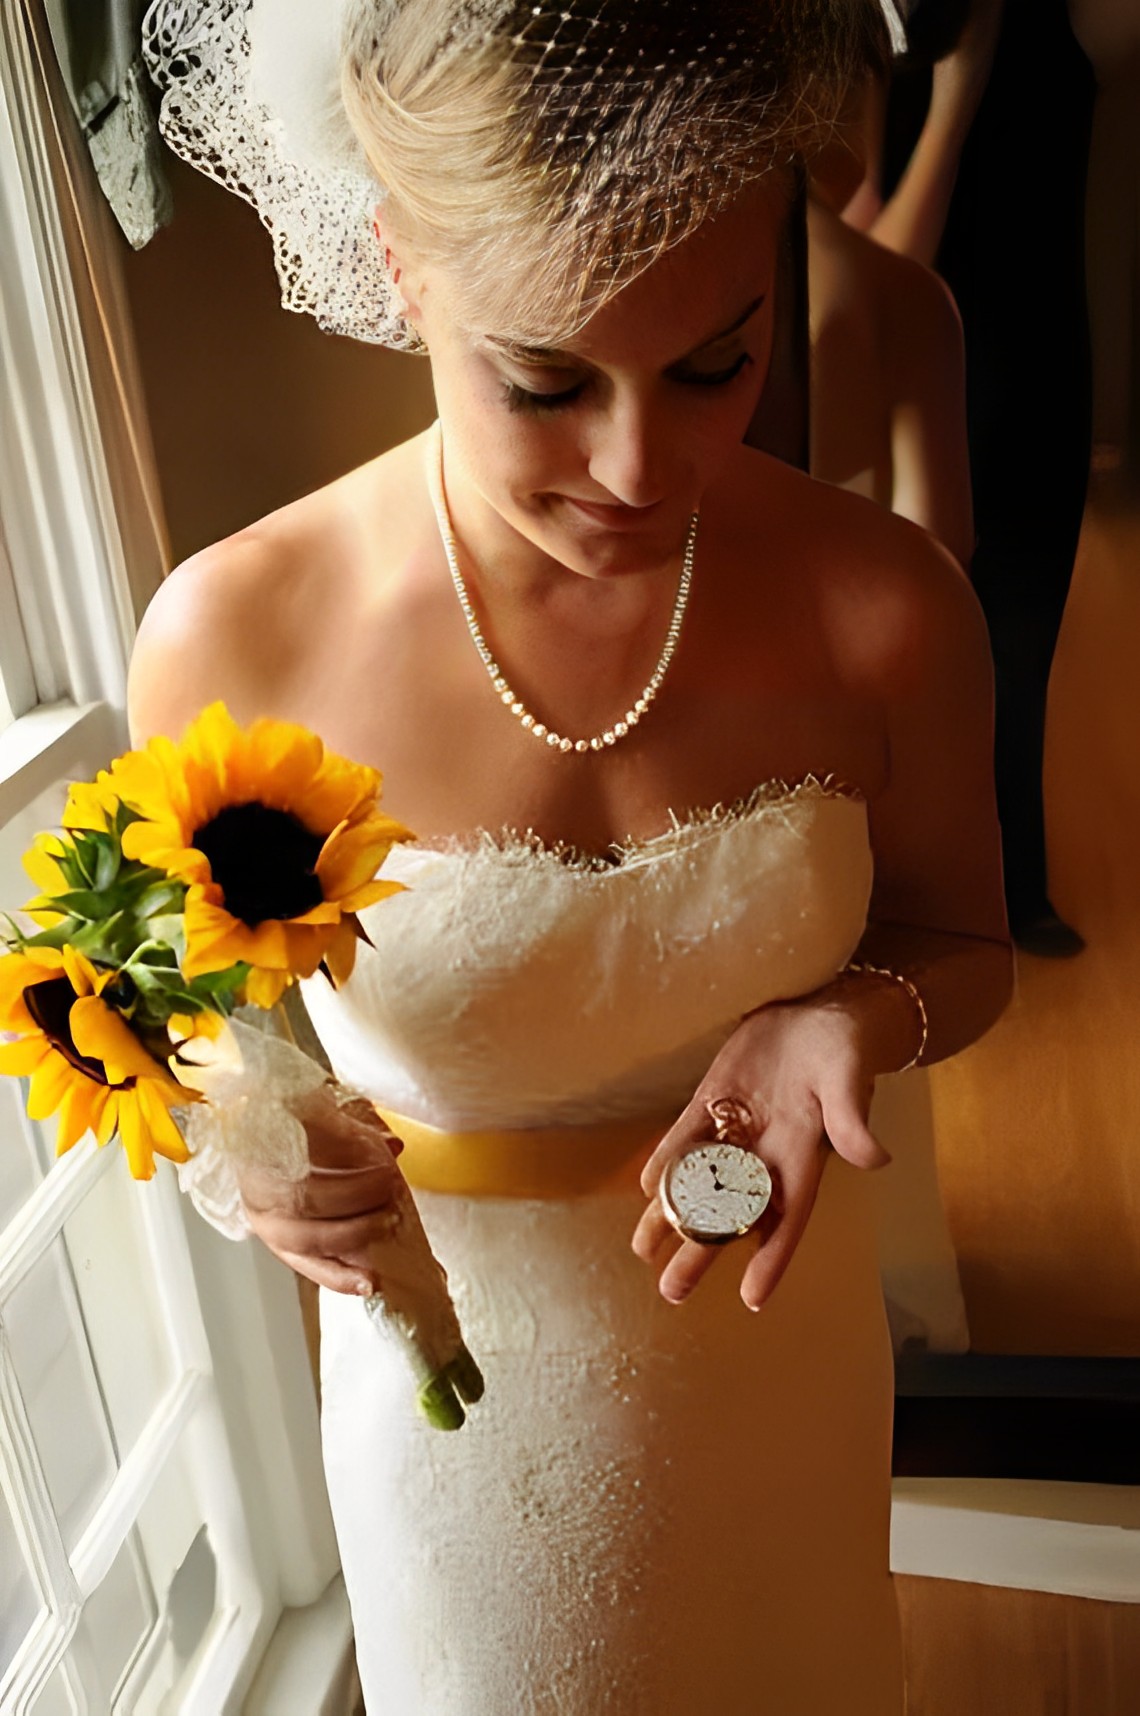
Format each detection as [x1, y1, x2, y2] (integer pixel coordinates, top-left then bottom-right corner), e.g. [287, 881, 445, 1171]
[503, 352, 752, 415]
[502, 379, 586, 414]
[673, 352, 753, 388]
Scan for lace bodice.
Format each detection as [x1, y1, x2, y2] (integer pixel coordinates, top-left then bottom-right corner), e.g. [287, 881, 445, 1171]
[302, 778, 872, 1130]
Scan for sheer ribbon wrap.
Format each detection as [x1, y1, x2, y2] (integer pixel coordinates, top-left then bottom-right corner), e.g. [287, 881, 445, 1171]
[176, 1012, 484, 1428]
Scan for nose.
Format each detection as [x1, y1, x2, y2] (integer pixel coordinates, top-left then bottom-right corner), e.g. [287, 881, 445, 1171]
[585, 397, 671, 509]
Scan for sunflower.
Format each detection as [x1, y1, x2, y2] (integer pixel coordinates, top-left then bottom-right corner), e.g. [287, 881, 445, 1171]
[0, 946, 190, 1179]
[111, 703, 411, 1007]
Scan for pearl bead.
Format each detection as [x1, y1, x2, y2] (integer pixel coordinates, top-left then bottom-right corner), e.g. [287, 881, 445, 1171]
[429, 428, 698, 757]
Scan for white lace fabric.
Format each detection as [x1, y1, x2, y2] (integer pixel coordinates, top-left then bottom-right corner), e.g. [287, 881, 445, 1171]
[312, 779, 904, 1714]
[143, 0, 405, 343]
[302, 777, 872, 1130]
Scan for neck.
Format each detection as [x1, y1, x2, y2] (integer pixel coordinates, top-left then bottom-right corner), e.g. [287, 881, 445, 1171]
[429, 423, 691, 638]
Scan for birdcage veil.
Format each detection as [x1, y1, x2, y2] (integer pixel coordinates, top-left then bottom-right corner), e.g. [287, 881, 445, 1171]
[143, 0, 907, 349]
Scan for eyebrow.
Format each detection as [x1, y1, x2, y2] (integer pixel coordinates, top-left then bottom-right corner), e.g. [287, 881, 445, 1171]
[483, 294, 766, 367]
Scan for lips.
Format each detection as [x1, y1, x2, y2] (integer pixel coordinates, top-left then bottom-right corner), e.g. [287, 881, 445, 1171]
[558, 495, 664, 530]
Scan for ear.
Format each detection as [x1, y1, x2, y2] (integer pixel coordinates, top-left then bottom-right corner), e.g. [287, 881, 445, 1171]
[372, 205, 426, 325]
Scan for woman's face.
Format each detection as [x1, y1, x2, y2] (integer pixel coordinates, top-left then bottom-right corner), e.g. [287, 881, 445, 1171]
[403, 180, 787, 580]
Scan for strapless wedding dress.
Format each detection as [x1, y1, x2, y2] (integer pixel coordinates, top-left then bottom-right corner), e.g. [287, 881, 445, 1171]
[304, 780, 904, 1715]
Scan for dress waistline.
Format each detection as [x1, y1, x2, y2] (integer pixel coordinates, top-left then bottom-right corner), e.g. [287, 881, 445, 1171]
[373, 1106, 677, 1199]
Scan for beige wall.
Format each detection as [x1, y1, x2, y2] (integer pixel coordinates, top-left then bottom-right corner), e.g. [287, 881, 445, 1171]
[122, 152, 435, 567]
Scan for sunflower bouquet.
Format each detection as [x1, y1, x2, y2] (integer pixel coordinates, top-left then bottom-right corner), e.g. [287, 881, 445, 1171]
[0, 703, 484, 1429]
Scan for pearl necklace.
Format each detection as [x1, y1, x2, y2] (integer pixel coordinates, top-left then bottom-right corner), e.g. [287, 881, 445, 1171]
[428, 427, 698, 755]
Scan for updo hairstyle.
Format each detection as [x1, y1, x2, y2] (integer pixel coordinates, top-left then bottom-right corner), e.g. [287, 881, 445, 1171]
[341, 0, 891, 345]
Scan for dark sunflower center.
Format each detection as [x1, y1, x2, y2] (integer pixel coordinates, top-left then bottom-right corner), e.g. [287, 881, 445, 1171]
[192, 803, 325, 926]
[25, 977, 111, 1086]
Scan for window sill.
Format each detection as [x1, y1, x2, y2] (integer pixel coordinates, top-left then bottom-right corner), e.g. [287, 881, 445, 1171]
[891, 1477, 1140, 1601]
[243, 1575, 361, 1716]
[0, 699, 123, 820]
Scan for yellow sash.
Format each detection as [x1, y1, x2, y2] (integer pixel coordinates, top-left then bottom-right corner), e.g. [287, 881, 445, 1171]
[374, 1106, 676, 1199]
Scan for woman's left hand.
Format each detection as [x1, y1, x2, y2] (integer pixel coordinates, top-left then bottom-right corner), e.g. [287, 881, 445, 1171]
[632, 993, 893, 1311]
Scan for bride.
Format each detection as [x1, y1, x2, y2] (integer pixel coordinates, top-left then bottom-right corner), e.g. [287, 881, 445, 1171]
[133, 1, 1012, 1710]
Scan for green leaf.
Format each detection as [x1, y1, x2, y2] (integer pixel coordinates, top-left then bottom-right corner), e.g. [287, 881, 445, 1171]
[15, 918, 83, 951]
[136, 883, 187, 920]
[138, 915, 186, 957]
[191, 965, 249, 997]
[93, 838, 121, 891]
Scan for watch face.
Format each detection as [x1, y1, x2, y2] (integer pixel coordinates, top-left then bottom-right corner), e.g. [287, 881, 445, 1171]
[660, 1143, 772, 1244]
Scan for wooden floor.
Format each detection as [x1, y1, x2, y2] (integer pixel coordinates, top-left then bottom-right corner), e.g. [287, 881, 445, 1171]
[928, 495, 1140, 1358]
[898, 492, 1140, 1709]
[897, 1576, 1140, 1716]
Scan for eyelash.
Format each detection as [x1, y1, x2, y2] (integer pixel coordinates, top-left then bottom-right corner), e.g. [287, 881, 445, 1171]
[502, 352, 754, 415]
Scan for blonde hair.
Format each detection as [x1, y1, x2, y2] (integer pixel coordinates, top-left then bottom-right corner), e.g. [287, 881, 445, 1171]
[342, 0, 887, 345]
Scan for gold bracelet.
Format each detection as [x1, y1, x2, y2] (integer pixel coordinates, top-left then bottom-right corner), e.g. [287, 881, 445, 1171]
[843, 961, 929, 1072]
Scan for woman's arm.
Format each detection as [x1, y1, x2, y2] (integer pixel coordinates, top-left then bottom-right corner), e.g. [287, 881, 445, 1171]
[869, 0, 1005, 266]
[130, 548, 407, 1298]
[634, 529, 1012, 1309]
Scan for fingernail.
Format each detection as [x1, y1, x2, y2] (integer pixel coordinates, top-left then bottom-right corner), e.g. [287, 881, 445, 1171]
[355, 1278, 372, 1296]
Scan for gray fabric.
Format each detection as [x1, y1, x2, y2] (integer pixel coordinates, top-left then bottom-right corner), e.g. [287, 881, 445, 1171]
[45, 0, 171, 247]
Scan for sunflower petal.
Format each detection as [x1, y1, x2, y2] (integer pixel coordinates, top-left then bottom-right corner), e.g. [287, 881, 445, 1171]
[0, 1037, 50, 1077]
[26, 1049, 96, 1121]
[136, 1081, 190, 1164]
[323, 919, 359, 987]
[114, 1093, 156, 1180]
[244, 966, 291, 1008]
[23, 835, 69, 895]
[70, 997, 181, 1092]
[315, 818, 399, 899]
[342, 877, 405, 912]
[54, 1075, 99, 1154]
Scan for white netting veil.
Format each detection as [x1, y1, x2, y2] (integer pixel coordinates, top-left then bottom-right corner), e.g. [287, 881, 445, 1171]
[143, 0, 902, 349]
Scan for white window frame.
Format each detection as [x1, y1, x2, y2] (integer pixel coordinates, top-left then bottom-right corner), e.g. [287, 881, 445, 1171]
[0, 6, 350, 1708]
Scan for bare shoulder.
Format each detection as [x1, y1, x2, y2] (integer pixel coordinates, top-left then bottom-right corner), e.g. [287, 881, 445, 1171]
[729, 449, 988, 692]
[810, 199, 961, 344]
[129, 436, 429, 743]
[807, 475, 986, 696]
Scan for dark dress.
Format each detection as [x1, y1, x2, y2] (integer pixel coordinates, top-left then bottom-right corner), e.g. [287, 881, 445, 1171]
[886, 0, 1097, 931]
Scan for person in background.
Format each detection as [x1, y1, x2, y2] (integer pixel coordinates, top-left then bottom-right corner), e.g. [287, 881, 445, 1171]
[866, 0, 1097, 957]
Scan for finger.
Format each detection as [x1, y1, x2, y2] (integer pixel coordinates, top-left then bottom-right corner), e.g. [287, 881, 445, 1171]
[631, 1198, 680, 1264]
[631, 1198, 668, 1260]
[656, 1235, 723, 1304]
[823, 1098, 891, 1171]
[246, 1207, 398, 1261]
[340, 1097, 406, 1158]
[639, 1095, 711, 1195]
[297, 1160, 402, 1221]
[275, 1249, 378, 1296]
[738, 1162, 823, 1311]
[293, 1089, 405, 1171]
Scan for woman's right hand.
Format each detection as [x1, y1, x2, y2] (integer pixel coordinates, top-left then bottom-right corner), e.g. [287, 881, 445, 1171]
[235, 1084, 405, 1296]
